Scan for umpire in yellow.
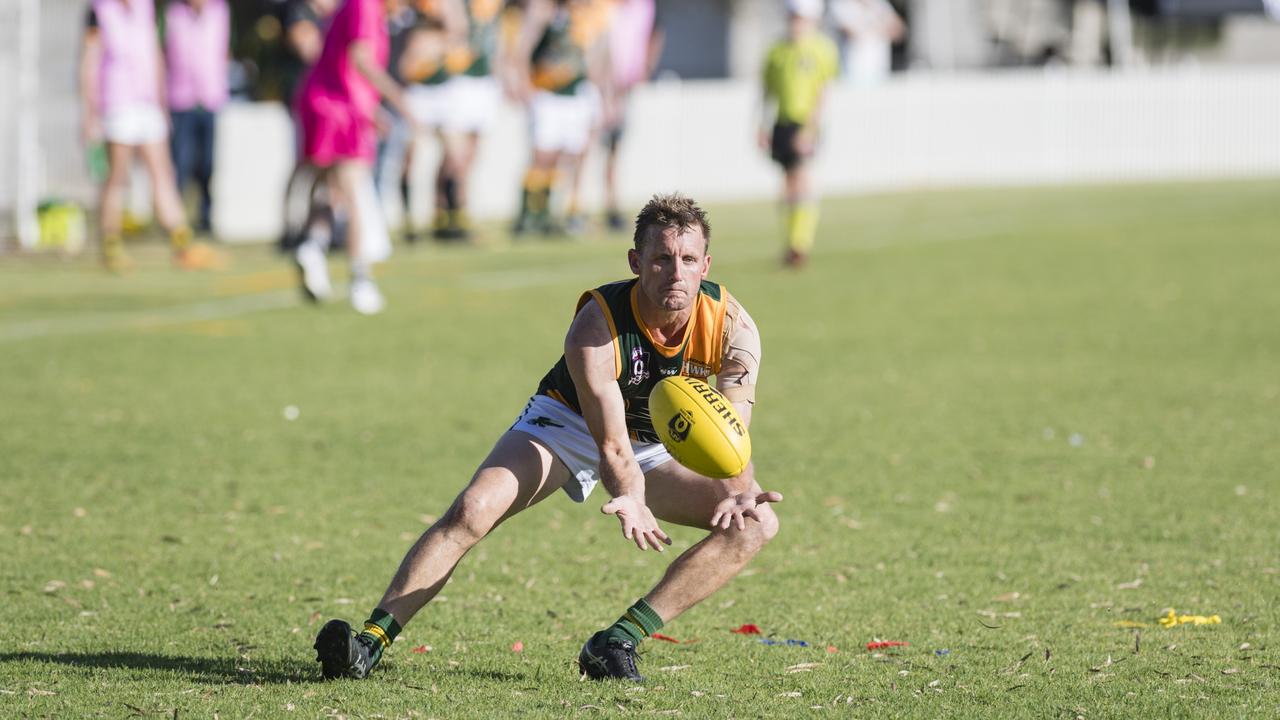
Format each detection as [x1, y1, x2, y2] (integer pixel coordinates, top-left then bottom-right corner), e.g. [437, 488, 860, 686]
[760, 0, 838, 267]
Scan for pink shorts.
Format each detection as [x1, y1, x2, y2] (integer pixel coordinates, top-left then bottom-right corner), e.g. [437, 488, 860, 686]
[296, 91, 376, 166]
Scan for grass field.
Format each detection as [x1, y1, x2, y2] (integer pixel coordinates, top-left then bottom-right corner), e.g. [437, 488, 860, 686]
[2, 180, 1278, 718]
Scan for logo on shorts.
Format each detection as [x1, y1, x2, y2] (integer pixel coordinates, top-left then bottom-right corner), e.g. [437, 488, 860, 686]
[526, 416, 564, 428]
[627, 347, 651, 386]
[667, 409, 694, 443]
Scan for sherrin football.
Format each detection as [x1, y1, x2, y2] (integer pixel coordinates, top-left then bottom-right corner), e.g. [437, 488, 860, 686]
[649, 376, 752, 479]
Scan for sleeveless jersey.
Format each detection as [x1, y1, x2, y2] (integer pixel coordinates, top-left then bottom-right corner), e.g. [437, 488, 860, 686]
[536, 279, 730, 443]
[530, 1, 610, 95]
[410, 0, 464, 85]
[461, 0, 502, 77]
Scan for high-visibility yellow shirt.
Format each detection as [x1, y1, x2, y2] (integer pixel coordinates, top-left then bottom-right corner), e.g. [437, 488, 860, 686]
[763, 31, 838, 125]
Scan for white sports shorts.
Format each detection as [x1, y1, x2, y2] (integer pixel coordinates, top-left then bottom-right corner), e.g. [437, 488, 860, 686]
[103, 103, 168, 146]
[510, 395, 673, 503]
[406, 84, 451, 129]
[444, 75, 501, 134]
[528, 84, 599, 155]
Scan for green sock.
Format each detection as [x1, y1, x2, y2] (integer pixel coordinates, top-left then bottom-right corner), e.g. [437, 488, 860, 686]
[356, 608, 401, 666]
[604, 598, 664, 645]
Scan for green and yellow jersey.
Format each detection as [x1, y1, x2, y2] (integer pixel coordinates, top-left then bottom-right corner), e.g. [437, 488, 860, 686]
[763, 30, 838, 125]
[461, 0, 502, 77]
[408, 0, 469, 85]
[536, 279, 731, 443]
[530, 0, 611, 95]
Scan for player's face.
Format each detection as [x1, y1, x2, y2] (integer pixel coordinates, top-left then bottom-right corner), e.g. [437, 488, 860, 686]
[628, 226, 711, 313]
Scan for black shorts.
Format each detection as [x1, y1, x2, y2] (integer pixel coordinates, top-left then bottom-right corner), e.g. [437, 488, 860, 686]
[770, 122, 805, 170]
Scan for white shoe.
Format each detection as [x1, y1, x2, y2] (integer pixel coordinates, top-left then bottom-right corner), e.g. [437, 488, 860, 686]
[296, 241, 333, 301]
[350, 278, 385, 315]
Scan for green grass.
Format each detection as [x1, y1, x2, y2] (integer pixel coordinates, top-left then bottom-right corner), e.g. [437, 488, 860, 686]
[2, 180, 1278, 718]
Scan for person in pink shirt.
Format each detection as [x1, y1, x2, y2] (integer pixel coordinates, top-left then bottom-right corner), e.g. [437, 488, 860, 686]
[79, 0, 220, 271]
[165, 0, 230, 233]
[290, 0, 416, 315]
[601, 0, 663, 231]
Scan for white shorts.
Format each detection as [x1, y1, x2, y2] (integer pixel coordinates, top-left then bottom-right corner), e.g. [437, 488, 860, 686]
[103, 103, 168, 146]
[406, 84, 451, 129]
[445, 75, 501, 134]
[528, 85, 600, 155]
[511, 395, 673, 503]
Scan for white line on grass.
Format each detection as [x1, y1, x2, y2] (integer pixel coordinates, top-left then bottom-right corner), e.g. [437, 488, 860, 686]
[1, 228, 980, 344]
[0, 289, 303, 343]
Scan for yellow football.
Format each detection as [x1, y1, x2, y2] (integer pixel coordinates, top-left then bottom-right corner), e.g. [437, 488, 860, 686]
[649, 376, 752, 479]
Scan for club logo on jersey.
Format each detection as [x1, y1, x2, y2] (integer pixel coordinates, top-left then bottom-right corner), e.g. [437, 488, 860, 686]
[627, 347, 651, 386]
[667, 409, 694, 443]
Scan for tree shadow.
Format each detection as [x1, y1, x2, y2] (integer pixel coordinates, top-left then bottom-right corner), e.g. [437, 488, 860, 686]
[0, 651, 319, 685]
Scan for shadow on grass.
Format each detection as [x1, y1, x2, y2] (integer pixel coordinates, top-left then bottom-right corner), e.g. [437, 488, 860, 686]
[0, 651, 318, 685]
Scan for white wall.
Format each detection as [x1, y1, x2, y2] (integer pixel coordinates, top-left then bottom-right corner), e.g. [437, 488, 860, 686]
[212, 67, 1280, 242]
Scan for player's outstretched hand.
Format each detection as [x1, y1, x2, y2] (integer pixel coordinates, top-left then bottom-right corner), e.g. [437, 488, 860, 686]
[602, 495, 672, 552]
[710, 491, 783, 531]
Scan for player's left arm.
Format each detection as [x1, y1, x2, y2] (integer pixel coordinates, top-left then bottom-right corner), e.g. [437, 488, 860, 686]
[710, 296, 782, 530]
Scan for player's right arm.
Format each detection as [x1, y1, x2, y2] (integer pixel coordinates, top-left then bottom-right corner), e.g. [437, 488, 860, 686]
[79, 10, 102, 147]
[564, 301, 673, 552]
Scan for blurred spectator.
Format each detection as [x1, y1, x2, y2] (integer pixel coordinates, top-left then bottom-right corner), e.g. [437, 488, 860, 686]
[829, 0, 905, 86]
[165, 0, 232, 233]
[391, 0, 466, 241]
[601, 0, 663, 232]
[289, 0, 416, 315]
[436, 0, 506, 240]
[760, 0, 837, 268]
[510, 0, 613, 236]
[80, 0, 221, 271]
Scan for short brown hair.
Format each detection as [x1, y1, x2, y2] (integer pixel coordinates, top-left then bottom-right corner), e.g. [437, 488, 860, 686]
[632, 193, 711, 252]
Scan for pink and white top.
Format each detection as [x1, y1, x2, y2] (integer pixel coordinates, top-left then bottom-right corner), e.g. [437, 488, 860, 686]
[165, 0, 231, 112]
[299, 0, 388, 124]
[608, 0, 657, 91]
[90, 0, 162, 114]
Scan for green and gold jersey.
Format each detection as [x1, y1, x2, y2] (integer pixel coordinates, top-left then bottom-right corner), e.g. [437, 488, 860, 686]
[461, 0, 502, 77]
[536, 279, 731, 443]
[763, 30, 839, 125]
[409, 0, 454, 85]
[530, 0, 611, 95]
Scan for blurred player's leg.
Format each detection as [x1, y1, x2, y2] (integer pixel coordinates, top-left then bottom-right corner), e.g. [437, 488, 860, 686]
[333, 160, 390, 315]
[292, 165, 334, 302]
[603, 122, 626, 231]
[140, 139, 223, 270]
[784, 162, 818, 267]
[563, 83, 601, 236]
[194, 108, 216, 233]
[100, 142, 136, 271]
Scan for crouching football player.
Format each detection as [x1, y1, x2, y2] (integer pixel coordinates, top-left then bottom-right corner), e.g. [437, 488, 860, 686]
[314, 193, 781, 681]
